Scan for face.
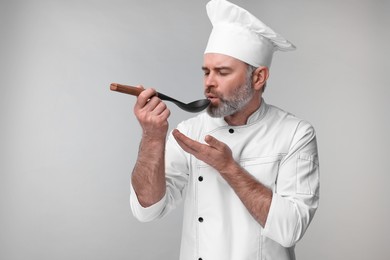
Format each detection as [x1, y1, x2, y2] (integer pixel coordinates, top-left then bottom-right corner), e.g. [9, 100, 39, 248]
[202, 53, 255, 118]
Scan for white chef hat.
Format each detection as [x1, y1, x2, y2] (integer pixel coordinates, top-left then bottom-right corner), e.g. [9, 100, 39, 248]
[204, 0, 296, 68]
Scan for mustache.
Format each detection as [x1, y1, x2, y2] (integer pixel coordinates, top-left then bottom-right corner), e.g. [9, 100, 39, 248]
[205, 89, 222, 98]
[204, 90, 239, 110]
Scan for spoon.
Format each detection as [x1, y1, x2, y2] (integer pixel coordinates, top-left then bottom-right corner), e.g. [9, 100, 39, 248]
[110, 83, 210, 113]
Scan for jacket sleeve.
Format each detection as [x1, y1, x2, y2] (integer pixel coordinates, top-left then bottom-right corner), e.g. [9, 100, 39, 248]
[130, 128, 190, 222]
[262, 120, 320, 247]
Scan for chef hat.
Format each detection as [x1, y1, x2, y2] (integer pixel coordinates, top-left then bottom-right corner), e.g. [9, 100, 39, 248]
[204, 0, 296, 68]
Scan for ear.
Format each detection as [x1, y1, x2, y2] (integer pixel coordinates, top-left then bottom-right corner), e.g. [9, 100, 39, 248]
[252, 66, 269, 91]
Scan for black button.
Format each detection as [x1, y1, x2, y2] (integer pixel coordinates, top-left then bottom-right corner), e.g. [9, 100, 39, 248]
[198, 176, 203, 182]
[229, 128, 234, 134]
[199, 258, 203, 260]
[198, 217, 204, 222]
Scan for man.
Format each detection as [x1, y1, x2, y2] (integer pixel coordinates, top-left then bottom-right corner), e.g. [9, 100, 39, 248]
[130, 0, 319, 259]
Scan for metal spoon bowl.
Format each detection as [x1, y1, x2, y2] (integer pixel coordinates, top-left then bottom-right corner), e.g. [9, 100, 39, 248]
[110, 83, 210, 113]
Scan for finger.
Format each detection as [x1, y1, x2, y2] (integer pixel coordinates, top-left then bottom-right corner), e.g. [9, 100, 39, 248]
[159, 106, 171, 120]
[172, 130, 193, 153]
[204, 135, 224, 151]
[152, 100, 168, 115]
[135, 85, 145, 91]
[172, 129, 193, 151]
[175, 137, 193, 154]
[136, 88, 157, 108]
[172, 129, 202, 154]
[143, 96, 163, 112]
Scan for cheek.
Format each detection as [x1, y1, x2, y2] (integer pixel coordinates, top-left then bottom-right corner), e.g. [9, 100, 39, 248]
[223, 81, 244, 98]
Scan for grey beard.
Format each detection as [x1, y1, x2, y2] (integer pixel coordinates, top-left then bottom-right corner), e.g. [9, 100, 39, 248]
[207, 80, 254, 118]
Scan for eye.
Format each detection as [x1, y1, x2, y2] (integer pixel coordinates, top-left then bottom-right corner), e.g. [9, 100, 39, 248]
[218, 70, 229, 76]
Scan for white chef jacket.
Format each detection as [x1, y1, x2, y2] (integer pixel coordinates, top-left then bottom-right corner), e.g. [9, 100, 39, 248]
[130, 100, 320, 260]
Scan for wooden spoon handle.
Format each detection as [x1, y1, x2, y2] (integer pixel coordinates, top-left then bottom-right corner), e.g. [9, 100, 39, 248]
[110, 83, 143, 96]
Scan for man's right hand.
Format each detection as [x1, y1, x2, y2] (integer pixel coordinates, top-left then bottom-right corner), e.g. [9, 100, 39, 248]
[133, 86, 171, 140]
[131, 86, 169, 207]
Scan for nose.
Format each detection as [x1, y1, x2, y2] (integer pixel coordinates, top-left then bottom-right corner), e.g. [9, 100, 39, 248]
[204, 71, 216, 90]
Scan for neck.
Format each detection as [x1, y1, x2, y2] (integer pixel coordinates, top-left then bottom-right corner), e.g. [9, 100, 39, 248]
[224, 94, 262, 126]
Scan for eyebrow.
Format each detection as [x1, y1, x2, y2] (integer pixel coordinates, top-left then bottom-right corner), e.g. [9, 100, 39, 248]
[201, 66, 233, 71]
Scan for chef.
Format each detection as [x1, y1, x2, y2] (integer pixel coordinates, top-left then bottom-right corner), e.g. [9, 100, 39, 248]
[130, 0, 320, 259]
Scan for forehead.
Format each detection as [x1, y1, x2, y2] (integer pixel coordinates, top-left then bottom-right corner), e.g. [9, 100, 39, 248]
[203, 53, 247, 70]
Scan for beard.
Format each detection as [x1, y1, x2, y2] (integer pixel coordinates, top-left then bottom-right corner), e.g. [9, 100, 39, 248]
[206, 77, 255, 118]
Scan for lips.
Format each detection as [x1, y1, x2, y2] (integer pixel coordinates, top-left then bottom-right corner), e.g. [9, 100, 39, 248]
[206, 94, 217, 99]
[205, 94, 219, 106]
[205, 90, 218, 98]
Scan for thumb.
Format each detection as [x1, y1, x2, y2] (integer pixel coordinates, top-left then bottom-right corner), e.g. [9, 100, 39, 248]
[205, 135, 223, 150]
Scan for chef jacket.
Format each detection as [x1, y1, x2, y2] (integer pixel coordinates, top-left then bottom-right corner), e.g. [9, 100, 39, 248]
[130, 99, 320, 260]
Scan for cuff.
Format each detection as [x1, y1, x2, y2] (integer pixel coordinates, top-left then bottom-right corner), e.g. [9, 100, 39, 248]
[263, 193, 299, 248]
[130, 184, 167, 222]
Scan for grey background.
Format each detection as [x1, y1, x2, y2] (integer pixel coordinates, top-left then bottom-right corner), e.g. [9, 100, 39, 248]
[1, 0, 389, 259]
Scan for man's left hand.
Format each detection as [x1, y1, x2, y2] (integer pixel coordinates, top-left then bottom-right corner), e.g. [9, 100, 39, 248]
[172, 129, 235, 173]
